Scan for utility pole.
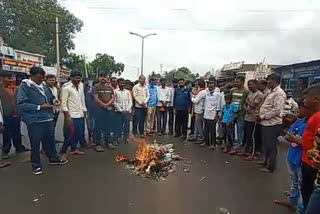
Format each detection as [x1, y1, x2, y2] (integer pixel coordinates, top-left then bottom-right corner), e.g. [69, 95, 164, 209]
[55, 17, 60, 87]
[160, 64, 163, 75]
[83, 54, 88, 78]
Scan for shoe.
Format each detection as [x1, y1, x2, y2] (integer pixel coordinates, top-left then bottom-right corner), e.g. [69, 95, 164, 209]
[107, 144, 116, 150]
[209, 145, 216, 150]
[180, 135, 187, 140]
[70, 150, 85, 155]
[257, 160, 266, 166]
[223, 148, 229, 153]
[200, 142, 207, 147]
[2, 154, 9, 159]
[112, 141, 118, 146]
[49, 159, 69, 165]
[229, 150, 237, 155]
[33, 167, 43, 175]
[16, 147, 30, 153]
[0, 161, 10, 168]
[95, 146, 105, 152]
[244, 155, 254, 161]
[274, 200, 294, 208]
[196, 141, 202, 144]
[259, 167, 273, 173]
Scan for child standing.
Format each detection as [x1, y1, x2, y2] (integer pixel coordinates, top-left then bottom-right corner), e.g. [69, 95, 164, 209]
[274, 99, 308, 214]
[221, 94, 239, 153]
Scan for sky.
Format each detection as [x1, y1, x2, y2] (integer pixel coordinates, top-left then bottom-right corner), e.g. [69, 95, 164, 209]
[58, 0, 320, 80]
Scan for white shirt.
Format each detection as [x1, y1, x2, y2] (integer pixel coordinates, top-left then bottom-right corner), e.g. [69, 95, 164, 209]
[191, 89, 207, 114]
[157, 86, 171, 107]
[169, 87, 175, 107]
[133, 83, 150, 108]
[61, 83, 87, 118]
[114, 88, 133, 113]
[204, 90, 222, 120]
[48, 86, 60, 114]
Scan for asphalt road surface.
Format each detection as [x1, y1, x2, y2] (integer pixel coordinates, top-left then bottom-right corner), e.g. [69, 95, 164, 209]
[1, 135, 291, 214]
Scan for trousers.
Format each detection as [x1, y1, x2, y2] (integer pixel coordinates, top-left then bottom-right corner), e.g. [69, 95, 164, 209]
[194, 113, 204, 138]
[156, 107, 168, 134]
[204, 119, 216, 146]
[175, 110, 188, 136]
[61, 118, 85, 153]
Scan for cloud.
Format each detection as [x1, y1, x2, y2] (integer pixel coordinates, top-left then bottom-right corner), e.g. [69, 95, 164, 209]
[59, 0, 320, 80]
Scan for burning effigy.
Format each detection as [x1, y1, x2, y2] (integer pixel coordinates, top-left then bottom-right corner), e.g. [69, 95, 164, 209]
[116, 138, 185, 181]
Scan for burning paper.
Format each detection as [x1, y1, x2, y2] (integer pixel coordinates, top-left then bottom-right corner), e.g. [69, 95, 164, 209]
[116, 138, 185, 181]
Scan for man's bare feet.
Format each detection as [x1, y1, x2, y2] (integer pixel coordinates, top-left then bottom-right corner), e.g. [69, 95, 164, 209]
[22, 151, 31, 163]
[274, 200, 294, 208]
[61, 154, 69, 161]
[244, 155, 254, 161]
[0, 161, 11, 168]
[70, 150, 85, 155]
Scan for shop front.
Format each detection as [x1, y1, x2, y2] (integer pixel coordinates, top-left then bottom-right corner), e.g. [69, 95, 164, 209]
[0, 57, 33, 85]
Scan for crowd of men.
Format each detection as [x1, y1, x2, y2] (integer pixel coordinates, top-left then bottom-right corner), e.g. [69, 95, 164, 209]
[1, 66, 320, 213]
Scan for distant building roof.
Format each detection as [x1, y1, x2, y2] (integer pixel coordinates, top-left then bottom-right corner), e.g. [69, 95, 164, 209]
[275, 59, 320, 71]
[15, 49, 45, 58]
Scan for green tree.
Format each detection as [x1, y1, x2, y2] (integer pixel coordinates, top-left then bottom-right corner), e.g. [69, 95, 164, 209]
[148, 71, 162, 80]
[0, 0, 83, 65]
[63, 53, 86, 74]
[90, 53, 125, 77]
[165, 67, 199, 83]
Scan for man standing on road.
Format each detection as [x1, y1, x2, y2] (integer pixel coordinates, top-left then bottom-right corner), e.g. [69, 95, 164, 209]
[0, 97, 10, 168]
[114, 78, 132, 144]
[61, 71, 88, 156]
[93, 72, 116, 151]
[133, 75, 150, 138]
[202, 81, 222, 149]
[257, 73, 286, 173]
[243, 79, 264, 160]
[167, 78, 178, 135]
[17, 67, 68, 175]
[146, 78, 157, 135]
[229, 75, 249, 155]
[45, 74, 59, 128]
[258, 79, 270, 99]
[174, 78, 192, 140]
[191, 79, 206, 143]
[156, 78, 170, 136]
[0, 72, 27, 159]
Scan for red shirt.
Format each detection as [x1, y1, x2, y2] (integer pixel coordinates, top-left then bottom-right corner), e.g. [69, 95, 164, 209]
[302, 111, 320, 167]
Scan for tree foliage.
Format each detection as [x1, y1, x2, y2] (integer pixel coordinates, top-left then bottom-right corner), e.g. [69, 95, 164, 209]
[0, 0, 83, 65]
[90, 53, 125, 77]
[165, 67, 199, 83]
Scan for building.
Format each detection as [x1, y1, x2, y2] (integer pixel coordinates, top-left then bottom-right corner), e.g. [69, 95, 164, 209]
[15, 50, 45, 67]
[274, 59, 320, 99]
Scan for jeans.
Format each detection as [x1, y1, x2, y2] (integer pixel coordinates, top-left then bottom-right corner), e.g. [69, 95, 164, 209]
[167, 107, 174, 134]
[190, 113, 195, 135]
[156, 107, 167, 134]
[305, 188, 320, 214]
[116, 112, 130, 141]
[195, 113, 204, 138]
[27, 121, 59, 170]
[175, 110, 188, 136]
[146, 107, 156, 133]
[236, 116, 245, 147]
[244, 121, 258, 154]
[222, 122, 234, 146]
[261, 125, 282, 171]
[204, 119, 216, 146]
[133, 107, 147, 135]
[301, 163, 318, 210]
[287, 160, 304, 214]
[61, 118, 85, 153]
[3, 115, 25, 154]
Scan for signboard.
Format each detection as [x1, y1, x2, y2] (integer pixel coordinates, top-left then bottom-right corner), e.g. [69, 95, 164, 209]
[222, 61, 244, 71]
[15, 51, 44, 66]
[2, 58, 34, 73]
[0, 46, 14, 57]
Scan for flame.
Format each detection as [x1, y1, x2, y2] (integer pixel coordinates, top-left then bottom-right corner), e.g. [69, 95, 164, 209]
[116, 155, 128, 162]
[135, 139, 159, 170]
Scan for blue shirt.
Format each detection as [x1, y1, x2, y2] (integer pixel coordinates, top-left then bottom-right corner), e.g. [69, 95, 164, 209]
[222, 102, 238, 123]
[174, 87, 192, 111]
[287, 118, 307, 166]
[148, 85, 158, 108]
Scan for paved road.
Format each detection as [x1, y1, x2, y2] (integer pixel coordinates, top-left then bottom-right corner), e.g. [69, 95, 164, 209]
[1, 135, 291, 214]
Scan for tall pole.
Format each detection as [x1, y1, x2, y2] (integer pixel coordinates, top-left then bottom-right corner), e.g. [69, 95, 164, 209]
[141, 38, 144, 76]
[55, 17, 60, 87]
[83, 54, 88, 78]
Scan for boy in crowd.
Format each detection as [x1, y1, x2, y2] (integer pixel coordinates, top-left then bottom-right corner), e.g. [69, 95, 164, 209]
[114, 78, 132, 144]
[17, 67, 68, 175]
[229, 75, 249, 155]
[298, 84, 320, 212]
[221, 94, 238, 153]
[61, 71, 88, 155]
[133, 75, 150, 138]
[275, 99, 308, 214]
[156, 78, 170, 136]
[202, 81, 222, 149]
[146, 78, 157, 135]
[93, 72, 115, 151]
[174, 78, 192, 140]
[191, 79, 206, 143]
[0, 72, 27, 159]
[243, 79, 264, 160]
